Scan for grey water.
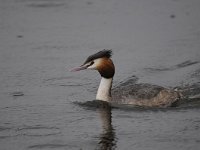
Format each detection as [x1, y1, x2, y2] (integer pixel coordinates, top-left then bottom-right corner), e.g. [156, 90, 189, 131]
[0, 0, 200, 150]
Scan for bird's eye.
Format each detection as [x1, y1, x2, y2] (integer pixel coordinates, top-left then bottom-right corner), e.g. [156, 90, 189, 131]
[86, 61, 94, 68]
[90, 61, 94, 66]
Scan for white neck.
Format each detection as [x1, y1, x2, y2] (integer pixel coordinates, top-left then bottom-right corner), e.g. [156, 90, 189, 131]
[96, 77, 113, 102]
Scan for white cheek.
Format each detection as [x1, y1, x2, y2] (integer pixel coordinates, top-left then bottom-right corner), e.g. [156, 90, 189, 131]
[87, 64, 96, 69]
[87, 58, 102, 70]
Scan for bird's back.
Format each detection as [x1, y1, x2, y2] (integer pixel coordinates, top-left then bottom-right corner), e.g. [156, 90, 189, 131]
[112, 81, 181, 107]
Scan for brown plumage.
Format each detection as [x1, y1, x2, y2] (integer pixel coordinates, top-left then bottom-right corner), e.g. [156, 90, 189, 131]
[96, 58, 115, 79]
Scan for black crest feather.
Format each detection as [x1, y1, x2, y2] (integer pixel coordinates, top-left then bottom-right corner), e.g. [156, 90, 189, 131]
[83, 50, 112, 65]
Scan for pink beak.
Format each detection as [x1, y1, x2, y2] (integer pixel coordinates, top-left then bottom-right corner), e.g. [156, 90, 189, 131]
[70, 65, 87, 72]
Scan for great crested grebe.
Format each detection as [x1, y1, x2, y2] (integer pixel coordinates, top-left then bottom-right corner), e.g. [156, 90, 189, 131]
[71, 50, 182, 107]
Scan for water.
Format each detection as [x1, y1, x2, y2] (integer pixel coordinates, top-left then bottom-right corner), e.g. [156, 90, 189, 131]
[0, 0, 200, 149]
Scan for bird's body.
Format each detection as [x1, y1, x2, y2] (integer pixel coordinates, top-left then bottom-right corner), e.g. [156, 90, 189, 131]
[112, 82, 180, 107]
[71, 50, 181, 107]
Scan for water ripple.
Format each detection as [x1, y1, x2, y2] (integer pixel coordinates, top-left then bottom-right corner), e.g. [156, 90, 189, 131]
[28, 144, 69, 149]
[17, 125, 61, 137]
[0, 125, 61, 139]
[0, 126, 18, 139]
[43, 76, 92, 87]
[144, 60, 199, 72]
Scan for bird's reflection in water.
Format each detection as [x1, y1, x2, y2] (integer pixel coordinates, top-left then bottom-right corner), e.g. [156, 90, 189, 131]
[74, 100, 117, 149]
[96, 101, 117, 150]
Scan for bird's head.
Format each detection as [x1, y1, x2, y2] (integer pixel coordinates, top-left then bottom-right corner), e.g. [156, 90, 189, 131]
[71, 50, 115, 78]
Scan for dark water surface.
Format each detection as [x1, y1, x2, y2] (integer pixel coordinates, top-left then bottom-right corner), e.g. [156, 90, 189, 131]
[0, 0, 200, 150]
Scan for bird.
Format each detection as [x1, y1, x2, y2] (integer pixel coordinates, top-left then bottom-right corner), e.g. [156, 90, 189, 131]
[71, 50, 182, 107]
